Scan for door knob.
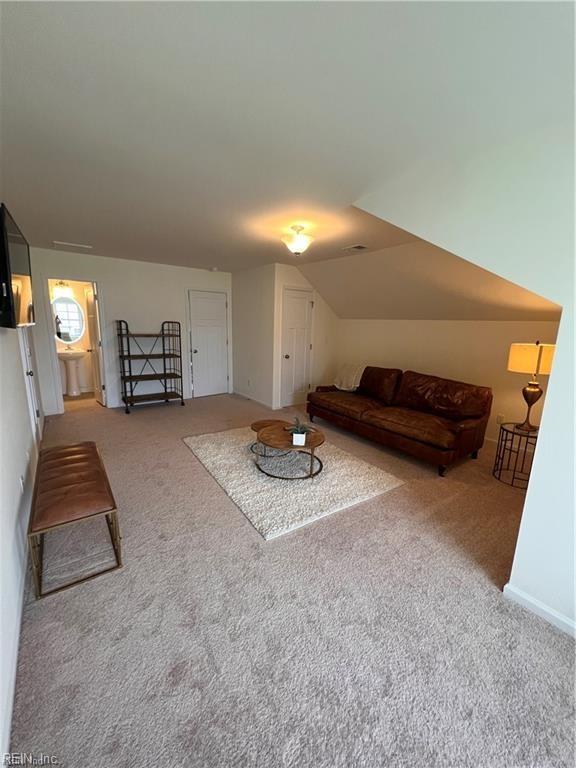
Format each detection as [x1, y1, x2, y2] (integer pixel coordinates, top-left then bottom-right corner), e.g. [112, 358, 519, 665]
[26, 370, 34, 377]
[193, 349, 198, 354]
[284, 354, 290, 359]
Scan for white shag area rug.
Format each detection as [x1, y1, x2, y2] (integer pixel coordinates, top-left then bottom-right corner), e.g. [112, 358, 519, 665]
[184, 427, 404, 539]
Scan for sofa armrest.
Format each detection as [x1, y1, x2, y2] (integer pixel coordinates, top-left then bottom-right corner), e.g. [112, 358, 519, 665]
[451, 413, 491, 457]
[315, 385, 338, 393]
[449, 418, 484, 435]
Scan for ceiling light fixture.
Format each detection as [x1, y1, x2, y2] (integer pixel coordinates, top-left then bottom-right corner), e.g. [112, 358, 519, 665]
[283, 225, 313, 256]
[52, 280, 73, 299]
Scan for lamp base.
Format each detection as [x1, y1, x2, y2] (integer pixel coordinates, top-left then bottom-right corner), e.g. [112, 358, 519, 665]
[514, 380, 542, 432]
[514, 420, 539, 433]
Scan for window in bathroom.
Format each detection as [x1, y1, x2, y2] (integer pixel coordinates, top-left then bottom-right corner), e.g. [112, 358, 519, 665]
[52, 296, 85, 343]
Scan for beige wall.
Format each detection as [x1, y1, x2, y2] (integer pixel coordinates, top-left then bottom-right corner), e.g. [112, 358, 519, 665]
[335, 319, 559, 442]
[32, 248, 233, 414]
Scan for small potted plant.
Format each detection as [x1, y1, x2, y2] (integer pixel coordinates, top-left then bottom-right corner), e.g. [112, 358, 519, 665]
[286, 417, 313, 446]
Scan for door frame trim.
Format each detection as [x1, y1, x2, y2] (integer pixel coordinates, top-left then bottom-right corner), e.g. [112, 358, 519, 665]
[17, 326, 44, 444]
[44, 277, 107, 414]
[187, 289, 233, 398]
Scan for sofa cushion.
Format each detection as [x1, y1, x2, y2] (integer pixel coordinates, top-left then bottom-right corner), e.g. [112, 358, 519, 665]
[307, 391, 383, 419]
[393, 370, 492, 420]
[357, 367, 402, 405]
[362, 407, 458, 450]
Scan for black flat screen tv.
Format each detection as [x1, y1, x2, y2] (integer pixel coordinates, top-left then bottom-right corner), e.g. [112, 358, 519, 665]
[0, 204, 35, 328]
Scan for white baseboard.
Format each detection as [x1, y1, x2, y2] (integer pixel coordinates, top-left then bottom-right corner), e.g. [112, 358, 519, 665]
[233, 391, 274, 410]
[503, 583, 575, 637]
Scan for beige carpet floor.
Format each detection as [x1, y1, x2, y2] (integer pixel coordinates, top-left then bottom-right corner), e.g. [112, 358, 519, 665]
[10, 395, 574, 768]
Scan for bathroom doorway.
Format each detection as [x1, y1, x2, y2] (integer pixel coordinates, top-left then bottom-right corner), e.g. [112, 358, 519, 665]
[48, 278, 106, 409]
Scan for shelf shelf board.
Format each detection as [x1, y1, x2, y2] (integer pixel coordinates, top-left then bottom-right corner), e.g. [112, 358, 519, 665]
[120, 353, 179, 360]
[118, 332, 180, 338]
[121, 372, 181, 382]
[122, 391, 182, 404]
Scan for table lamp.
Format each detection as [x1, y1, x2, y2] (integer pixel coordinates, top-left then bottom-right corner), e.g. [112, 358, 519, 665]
[507, 341, 555, 432]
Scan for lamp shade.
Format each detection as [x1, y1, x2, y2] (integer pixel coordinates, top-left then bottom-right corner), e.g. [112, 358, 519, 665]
[507, 343, 555, 376]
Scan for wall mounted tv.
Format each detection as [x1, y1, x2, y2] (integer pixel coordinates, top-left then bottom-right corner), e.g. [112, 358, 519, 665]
[0, 203, 35, 328]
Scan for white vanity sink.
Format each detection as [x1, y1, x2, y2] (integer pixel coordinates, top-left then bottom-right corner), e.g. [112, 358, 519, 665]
[58, 349, 86, 396]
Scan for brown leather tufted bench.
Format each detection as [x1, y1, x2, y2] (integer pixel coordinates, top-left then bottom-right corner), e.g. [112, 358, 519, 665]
[28, 442, 122, 598]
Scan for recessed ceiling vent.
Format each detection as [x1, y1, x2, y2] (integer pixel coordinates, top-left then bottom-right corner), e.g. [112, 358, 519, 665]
[342, 244, 368, 252]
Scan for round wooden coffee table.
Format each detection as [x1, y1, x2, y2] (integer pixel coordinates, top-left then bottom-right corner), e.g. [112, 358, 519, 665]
[255, 423, 325, 479]
[249, 419, 292, 457]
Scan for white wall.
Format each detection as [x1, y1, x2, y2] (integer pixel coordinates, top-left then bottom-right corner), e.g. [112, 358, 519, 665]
[232, 263, 338, 409]
[336, 319, 559, 442]
[31, 248, 233, 414]
[0, 328, 38, 753]
[357, 136, 574, 632]
[232, 263, 276, 408]
[299, 241, 560, 321]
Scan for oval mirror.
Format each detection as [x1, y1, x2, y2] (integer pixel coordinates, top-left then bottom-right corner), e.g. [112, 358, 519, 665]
[51, 296, 85, 344]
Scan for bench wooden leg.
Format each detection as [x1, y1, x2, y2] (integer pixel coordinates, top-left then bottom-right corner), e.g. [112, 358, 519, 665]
[28, 533, 43, 599]
[106, 510, 123, 567]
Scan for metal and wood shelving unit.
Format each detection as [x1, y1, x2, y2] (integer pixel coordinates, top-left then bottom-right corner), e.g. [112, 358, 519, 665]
[117, 320, 185, 414]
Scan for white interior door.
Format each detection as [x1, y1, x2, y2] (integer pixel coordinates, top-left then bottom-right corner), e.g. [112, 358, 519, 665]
[281, 289, 313, 407]
[85, 283, 106, 405]
[189, 290, 229, 397]
[18, 327, 43, 443]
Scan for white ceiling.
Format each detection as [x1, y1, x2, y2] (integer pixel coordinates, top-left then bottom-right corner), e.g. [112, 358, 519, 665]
[0, 1, 567, 280]
[299, 242, 561, 321]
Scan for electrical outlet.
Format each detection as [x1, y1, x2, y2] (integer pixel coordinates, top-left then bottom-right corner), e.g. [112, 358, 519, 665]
[496, 413, 505, 425]
[19, 476, 25, 493]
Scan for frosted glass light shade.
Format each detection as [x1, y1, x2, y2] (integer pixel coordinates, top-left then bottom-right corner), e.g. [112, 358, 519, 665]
[282, 226, 313, 255]
[52, 283, 73, 299]
[507, 343, 555, 376]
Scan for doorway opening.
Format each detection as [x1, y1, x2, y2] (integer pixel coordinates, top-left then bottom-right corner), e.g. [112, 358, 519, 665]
[188, 290, 229, 397]
[47, 278, 106, 411]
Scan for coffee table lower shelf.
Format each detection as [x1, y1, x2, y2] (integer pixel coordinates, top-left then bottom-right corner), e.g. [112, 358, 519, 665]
[255, 451, 323, 480]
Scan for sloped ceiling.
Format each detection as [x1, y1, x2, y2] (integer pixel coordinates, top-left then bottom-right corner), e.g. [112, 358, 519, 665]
[0, 2, 566, 272]
[298, 242, 561, 321]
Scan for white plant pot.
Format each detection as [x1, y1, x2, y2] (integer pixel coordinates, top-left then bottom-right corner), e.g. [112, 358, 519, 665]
[292, 433, 306, 446]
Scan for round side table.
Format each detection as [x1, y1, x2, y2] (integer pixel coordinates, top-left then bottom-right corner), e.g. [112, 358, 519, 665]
[493, 422, 538, 489]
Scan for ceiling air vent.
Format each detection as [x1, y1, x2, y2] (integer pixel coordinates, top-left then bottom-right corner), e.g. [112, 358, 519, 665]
[342, 244, 368, 252]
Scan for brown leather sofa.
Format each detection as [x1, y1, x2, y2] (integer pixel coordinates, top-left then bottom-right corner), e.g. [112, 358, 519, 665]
[307, 367, 492, 475]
